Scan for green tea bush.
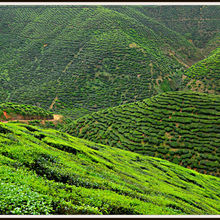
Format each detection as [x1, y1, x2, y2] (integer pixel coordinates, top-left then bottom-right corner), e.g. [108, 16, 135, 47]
[64, 91, 220, 176]
[0, 182, 53, 215]
[54, 200, 102, 215]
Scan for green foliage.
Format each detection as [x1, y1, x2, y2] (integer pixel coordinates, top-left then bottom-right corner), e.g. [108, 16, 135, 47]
[135, 5, 220, 49]
[0, 182, 53, 215]
[63, 91, 220, 176]
[0, 5, 213, 118]
[0, 121, 220, 215]
[0, 6, 219, 215]
[182, 48, 220, 94]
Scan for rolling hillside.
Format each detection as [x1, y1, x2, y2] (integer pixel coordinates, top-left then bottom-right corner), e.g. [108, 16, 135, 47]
[0, 5, 219, 216]
[182, 48, 220, 94]
[0, 5, 215, 118]
[62, 91, 220, 177]
[132, 5, 220, 50]
[0, 122, 220, 214]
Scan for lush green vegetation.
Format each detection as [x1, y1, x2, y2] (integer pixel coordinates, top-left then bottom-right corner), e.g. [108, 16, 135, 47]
[182, 48, 220, 94]
[0, 122, 220, 215]
[62, 91, 220, 177]
[1, 5, 217, 118]
[0, 6, 219, 215]
[132, 5, 220, 49]
[0, 102, 53, 121]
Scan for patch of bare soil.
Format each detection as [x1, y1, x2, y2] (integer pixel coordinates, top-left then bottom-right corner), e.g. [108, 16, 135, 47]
[0, 114, 63, 125]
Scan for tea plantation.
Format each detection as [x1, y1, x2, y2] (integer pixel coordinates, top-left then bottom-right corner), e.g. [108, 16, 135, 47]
[62, 91, 220, 177]
[1, 5, 216, 118]
[0, 5, 219, 215]
[182, 48, 220, 94]
[0, 122, 220, 215]
[131, 5, 220, 49]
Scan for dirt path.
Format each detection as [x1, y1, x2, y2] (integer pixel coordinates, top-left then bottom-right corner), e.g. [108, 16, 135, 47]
[0, 114, 63, 124]
[53, 114, 62, 121]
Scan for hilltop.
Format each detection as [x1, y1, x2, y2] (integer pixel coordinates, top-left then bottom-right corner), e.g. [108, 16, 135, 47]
[181, 48, 220, 94]
[62, 91, 220, 176]
[0, 122, 220, 214]
[1, 5, 218, 118]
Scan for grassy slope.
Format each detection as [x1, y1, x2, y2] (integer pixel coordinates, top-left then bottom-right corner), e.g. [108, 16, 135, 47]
[0, 102, 53, 120]
[0, 6, 203, 118]
[62, 91, 220, 176]
[0, 122, 220, 215]
[182, 48, 220, 94]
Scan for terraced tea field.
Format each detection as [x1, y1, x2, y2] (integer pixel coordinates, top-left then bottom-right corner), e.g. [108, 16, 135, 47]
[63, 91, 220, 176]
[133, 5, 220, 49]
[0, 122, 220, 214]
[182, 48, 220, 94]
[0, 5, 219, 216]
[0, 6, 207, 118]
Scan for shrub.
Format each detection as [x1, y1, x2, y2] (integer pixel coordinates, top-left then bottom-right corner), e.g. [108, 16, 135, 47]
[54, 200, 102, 215]
[0, 182, 54, 215]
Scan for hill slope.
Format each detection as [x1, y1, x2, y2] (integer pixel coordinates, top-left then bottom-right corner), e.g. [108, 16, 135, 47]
[0, 5, 209, 118]
[131, 5, 220, 50]
[0, 122, 220, 214]
[62, 91, 220, 176]
[181, 48, 220, 94]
